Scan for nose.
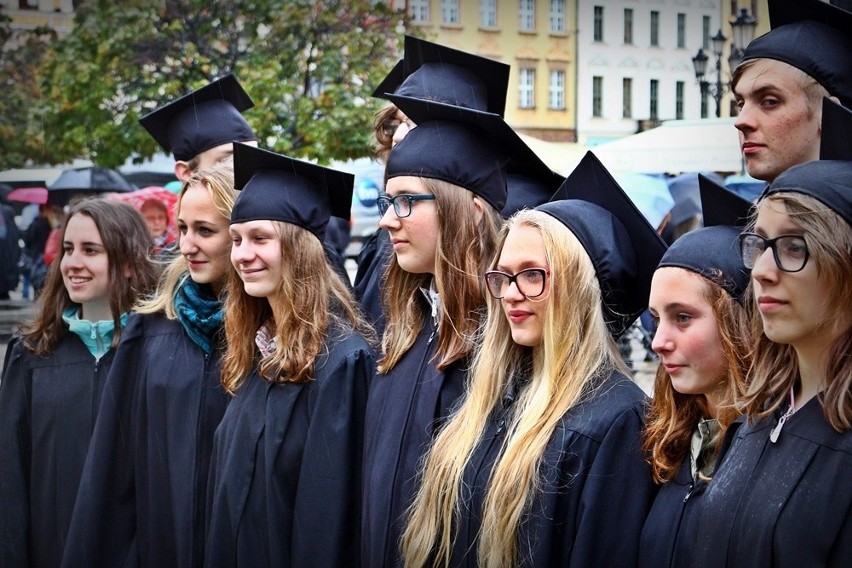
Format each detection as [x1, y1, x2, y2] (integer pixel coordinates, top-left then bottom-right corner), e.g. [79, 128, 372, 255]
[502, 280, 525, 303]
[750, 246, 778, 284]
[180, 231, 198, 255]
[62, 249, 83, 269]
[393, 122, 411, 146]
[651, 322, 672, 355]
[734, 101, 755, 134]
[378, 204, 400, 230]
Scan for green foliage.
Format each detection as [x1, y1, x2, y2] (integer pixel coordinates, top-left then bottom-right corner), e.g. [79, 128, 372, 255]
[15, 0, 407, 168]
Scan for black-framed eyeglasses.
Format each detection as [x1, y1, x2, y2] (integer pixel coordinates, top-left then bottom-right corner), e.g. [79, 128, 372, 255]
[484, 268, 549, 300]
[739, 232, 810, 273]
[376, 194, 436, 218]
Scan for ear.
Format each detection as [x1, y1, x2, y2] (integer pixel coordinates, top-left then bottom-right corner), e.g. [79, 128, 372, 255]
[174, 161, 192, 182]
[472, 196, 486, 224]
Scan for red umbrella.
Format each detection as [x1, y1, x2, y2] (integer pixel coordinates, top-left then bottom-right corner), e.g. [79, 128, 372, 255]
[7, 187, 48, 204]
[108, 186, 180, 247]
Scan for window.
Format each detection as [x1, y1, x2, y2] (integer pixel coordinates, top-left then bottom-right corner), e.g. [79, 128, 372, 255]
[677, 13, 686, 48]
[624, 8, 633, 44]
[676, 81, 684, 119]
[593, 76, 603, 117]
[520, 68, 536, 109]
[650, 10, 659, 47]
[549, 70, 566, 109]
[703, 15, 711, 49]
[480, 0, 497, 28]
[18, 0, 38, 8]
[593, 6, 604, 42]
[623, 78, 633, 118]
[520, 0, 535, 32]
[550, 0, 566, 33]
[650, 79, 659, 119]
[410, 0, 429, 22]
[441, 0, 459, 24]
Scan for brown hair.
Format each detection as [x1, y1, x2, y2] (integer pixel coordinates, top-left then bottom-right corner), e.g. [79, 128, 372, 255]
[19, 199, 159, 355]
[220, 222, 375, 394]
[373, 103, 400, 162]
[642, 272, 752, 484]
[739, 194, 852, 431]
[378, 177, 502, 373]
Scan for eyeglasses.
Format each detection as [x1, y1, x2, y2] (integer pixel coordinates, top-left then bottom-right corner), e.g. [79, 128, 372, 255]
[376, 194, 436, 218]
[380, 116, 415, 138]
[484, 268, 549, 300]
[739, 232, 810, 273]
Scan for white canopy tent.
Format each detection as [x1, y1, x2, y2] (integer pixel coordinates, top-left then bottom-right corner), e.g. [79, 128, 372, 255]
[590, 118, 743, 175]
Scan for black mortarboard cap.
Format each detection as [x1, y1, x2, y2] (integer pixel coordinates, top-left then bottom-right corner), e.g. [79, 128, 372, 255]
[140, 74, 257, 162]
[373, 35, 510, 117]
[820, 98, 852, 161]
[385, 94, 511, 211]
[764, 159, 852, 228]
[741, 0, 852, 107]
[659, 177, 752, 302]
[539, 152, 667, 336]
[699, 174, 753, 227]
[231, 143, 354, 242]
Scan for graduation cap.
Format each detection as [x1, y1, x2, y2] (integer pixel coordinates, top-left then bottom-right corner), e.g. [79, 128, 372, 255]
[140, 74, 257, 162]
[741, 0, 852, 107]
[231, 143, 354, 242]
[538, 152, 668, 336]
[658, 176, 753, 302]
[373, 35, 510, 117]
[820, 98, 852, 161]
[502, 169, 566, 219]
[764, 159, 852, 229]
[385, 93, 513, 211]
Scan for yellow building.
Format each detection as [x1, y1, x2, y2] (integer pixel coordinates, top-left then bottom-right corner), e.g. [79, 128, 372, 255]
[717, 0, 770, 117]
[0, 0, 77, 36]
[403, 0, 578, 142]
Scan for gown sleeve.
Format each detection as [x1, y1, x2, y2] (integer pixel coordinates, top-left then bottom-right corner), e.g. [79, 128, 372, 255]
[568, 402, 657, 567]
[61, 318, 144, 568]
[0, 339, 32, 567]
[290, 345, 374, 567]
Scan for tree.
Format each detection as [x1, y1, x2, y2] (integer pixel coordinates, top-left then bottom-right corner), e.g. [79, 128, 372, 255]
[33, 0, 407, 168]
[0, 14, 56, 169]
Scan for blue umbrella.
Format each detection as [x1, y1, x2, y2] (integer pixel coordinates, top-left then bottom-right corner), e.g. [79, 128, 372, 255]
[614, 172, 675, 231]
[667, 171, 724, 226]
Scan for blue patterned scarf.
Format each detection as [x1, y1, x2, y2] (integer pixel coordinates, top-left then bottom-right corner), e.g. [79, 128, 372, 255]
[173, 274, 224, 354]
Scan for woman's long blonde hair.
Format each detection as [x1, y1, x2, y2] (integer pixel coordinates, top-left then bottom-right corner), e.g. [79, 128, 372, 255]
[402, 210, 626, 567]
[135, 160, 236, 317]
[220, 222, 374, 394]
[378, 177, 502, 373]
[740, 193, 852, 431]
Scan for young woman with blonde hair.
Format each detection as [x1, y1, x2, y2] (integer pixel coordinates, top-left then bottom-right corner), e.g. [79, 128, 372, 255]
[63, 160, 236, 568]
[0, 198, 158, 567]
[204, 144, 375, 566]
[401, 153, 664, 567]
[639, 179, 753, 567]
[697, 160, 852, 567]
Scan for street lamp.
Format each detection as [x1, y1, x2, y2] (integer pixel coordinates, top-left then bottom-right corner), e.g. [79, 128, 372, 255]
[692, 9, 757, 118]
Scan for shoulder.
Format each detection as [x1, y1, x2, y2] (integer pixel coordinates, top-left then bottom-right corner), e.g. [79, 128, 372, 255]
[314, 325, 376, 381]
[123, 312, 182, 340]
[559, 371, 648, 443]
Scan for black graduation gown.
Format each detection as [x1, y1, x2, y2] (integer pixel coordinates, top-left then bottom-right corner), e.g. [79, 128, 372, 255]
[638, 455, 706, 568]
[61, 313, 229, 568]
[696, 398, 852, 567]
[352, 229, 390, 334]
[204, 327, 374, 568]
[450, 372, 656, 567]
[0, 334, 115, 568]
[362, 321, 468, 567]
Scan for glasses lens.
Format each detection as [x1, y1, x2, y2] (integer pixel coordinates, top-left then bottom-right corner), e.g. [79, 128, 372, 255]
[740, 234, 764, 269]
[382, 120, 400, 137]
[775, 236, 808, 272]
[377, 197, 389, 216]
[485, 272, 508, 298]
[517, 269, 546, 298]
[394, 196, 412, 218]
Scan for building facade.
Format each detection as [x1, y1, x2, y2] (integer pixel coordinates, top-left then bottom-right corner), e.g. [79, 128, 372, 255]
[0, 0, 78, 36]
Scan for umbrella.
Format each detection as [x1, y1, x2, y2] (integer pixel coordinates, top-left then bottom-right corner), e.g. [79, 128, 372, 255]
[614, 172, 675, 231]
[7, 187, 48, 205]
[666, 172, 724, 226]
[107, 185, 179, 228]
[48, 166, 135, 205]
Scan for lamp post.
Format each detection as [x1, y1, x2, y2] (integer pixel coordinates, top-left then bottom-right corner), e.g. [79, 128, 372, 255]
[692, 8, 757, 118]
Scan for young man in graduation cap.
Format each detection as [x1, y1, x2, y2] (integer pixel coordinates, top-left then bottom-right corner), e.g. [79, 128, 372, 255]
[139, 74, 258, 182]
[733, 0, 852, 183]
